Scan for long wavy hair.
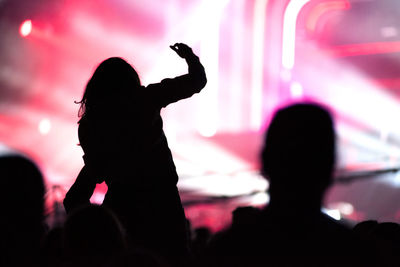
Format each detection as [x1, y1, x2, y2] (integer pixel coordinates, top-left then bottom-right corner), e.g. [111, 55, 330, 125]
[75, 57, 141, 119]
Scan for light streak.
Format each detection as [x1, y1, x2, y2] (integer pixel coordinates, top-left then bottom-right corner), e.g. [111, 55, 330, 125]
[282, 0, 310, 70]
[251, 0, 269, 130]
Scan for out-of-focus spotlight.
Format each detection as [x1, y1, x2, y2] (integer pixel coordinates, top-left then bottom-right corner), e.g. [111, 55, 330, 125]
[20, 19, 32, 37]
[198, 127, 217, 138]
[328, 202, 354, 216]
[38, 118, 51, 135]
[290, 81, 303, 98]
[322, 208, 341, 221]
[250, 192, 270, 206]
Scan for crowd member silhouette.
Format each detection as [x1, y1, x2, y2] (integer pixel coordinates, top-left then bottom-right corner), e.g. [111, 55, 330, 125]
[63, 43, 207, 264]
[205, 103, 374, 267]
[190, 226, 212, 260]
[354, 221, 400, 267]
[0, 155, 46, 267]
[63, 204, 126, 267]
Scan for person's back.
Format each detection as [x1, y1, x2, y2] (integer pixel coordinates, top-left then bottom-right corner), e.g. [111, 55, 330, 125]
[77, 94, 175, 187]
[205, 103, 372, 267]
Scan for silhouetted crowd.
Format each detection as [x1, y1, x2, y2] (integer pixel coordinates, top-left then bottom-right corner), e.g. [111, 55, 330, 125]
[2, 44, 400, 267]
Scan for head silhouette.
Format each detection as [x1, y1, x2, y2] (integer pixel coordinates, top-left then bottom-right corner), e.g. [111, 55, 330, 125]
[76, 57, 141, 118]
[64, 204, 126, 262]
[0, 154, 45, 226]
[261, 103, 335, 203]
[0, 154, 46, 265]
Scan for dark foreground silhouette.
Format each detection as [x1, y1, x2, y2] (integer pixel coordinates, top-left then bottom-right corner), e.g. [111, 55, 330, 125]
[0, 155, 46, 267]
[63, 43, 206, 265]
[353, 220, 400, 267]
[63, 204, 126, 267]
[205, 103, 375, 267]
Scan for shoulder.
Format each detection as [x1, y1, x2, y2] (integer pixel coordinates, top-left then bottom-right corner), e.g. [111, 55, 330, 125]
[145, 79, 175, 90]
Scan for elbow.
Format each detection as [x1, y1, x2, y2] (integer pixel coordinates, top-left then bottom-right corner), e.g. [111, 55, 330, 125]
[198, 74, 207, 91]
[194, 70, 207, 92]
[193, 79, 206, 94]
[189, 64, 207, 92]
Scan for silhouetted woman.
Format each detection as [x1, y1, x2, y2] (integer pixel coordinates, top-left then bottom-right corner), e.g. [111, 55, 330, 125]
[64, 43, 207, 264]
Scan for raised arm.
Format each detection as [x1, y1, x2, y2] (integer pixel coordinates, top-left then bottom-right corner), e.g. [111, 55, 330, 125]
[147, 43, 207, 107]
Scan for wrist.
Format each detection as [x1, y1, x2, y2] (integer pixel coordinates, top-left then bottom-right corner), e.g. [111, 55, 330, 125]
[185, 53, 199, 63]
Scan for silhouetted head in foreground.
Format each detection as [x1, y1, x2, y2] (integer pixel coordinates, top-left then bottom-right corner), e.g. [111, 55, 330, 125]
[0, 154, 46, 265]
[63, 204, 126, 264]
[261, 103, 335, 208]
[0, 154, 45, 227]
[76, 57, 141, 118]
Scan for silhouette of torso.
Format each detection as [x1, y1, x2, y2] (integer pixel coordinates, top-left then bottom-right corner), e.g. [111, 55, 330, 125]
[78, 89, 178, 188]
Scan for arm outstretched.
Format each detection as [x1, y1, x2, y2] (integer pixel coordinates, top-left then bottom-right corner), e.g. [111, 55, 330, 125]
[147, 43, 207, 107]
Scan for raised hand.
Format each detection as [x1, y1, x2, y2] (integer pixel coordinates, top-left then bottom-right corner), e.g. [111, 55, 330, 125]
[170, 43, 195, 59]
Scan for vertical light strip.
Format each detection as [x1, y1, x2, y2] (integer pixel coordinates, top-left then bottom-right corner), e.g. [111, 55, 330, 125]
[197, 0, 229, 137]
[250, 0, 269, 130]
[229, 0, 245, 132]
[282, 0, 310, 70]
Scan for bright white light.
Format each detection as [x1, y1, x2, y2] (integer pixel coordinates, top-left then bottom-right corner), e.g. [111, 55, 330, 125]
[196, 0, 228, 137]
[322, 208, 341, 220]
[250, 192, 270, 205]
[337, 203, 354, 216]
[282, 0, 310, 69]
[38, 118, 51, 135]
[20, 20, 32, 37]
[250, 0, 269, 130]
[137, 0, 229, 135]
[328, 202, 354, 216]
[290, 81, 303, 98]
[198, 126, 217, 137]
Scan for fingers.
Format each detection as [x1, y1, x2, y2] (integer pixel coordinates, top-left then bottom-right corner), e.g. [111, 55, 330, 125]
[170, 43, 189, 50]
[169, 45, 178, 53]
[170, 43, 194, 58]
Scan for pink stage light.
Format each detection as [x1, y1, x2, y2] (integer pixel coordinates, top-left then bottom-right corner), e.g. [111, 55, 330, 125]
[325, 41, 400, 57]
[20, 20, 32, 37]
[306, 0, 350, 33]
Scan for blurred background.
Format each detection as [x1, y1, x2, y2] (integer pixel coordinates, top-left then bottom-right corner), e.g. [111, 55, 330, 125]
[2, 0, 400, 231]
